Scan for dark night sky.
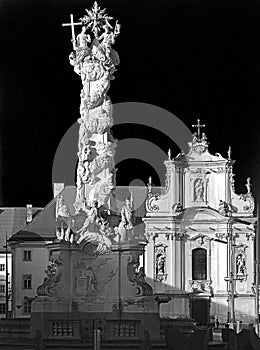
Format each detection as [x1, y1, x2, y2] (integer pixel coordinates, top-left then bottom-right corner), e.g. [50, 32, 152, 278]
[0, 0, 258, 207]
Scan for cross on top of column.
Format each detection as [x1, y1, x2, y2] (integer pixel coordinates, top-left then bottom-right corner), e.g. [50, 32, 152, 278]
[192, 119, 205, 140]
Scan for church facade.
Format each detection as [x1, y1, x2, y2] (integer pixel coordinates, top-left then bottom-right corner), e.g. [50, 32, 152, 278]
[144, 122, 257, 326]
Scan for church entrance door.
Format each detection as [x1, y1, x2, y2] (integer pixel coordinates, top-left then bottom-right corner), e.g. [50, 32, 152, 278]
[190, 299, 209, 325]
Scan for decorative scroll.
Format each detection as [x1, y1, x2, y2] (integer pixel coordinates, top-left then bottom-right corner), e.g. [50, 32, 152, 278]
[188, 280, 213, 294]
[37, 258, 62, 297]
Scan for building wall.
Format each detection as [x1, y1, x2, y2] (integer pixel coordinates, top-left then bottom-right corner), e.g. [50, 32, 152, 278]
[0, 253, 12, 317]
[12, 243, 49, 318]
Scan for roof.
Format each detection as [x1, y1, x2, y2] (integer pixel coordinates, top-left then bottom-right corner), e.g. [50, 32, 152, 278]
[9, 185, 162, 242]
[0, 207, 42, 250]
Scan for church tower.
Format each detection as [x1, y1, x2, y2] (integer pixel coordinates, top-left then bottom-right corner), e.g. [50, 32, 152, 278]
[144, 120, 257, 327]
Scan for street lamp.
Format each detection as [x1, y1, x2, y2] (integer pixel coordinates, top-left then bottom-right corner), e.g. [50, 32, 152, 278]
[3, 233, 9, 319]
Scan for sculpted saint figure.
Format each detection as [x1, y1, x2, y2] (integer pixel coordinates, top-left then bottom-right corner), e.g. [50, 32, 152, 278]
[194, 179, 204, 201]
[77, 200, 99, 236]
[118, 198, 135, 242]
[76, 26, 91, 48]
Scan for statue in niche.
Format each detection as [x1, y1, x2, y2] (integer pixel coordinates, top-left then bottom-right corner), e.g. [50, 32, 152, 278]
[118, 198, 135, 242]
[194, 178, 204, 201]
[236, 254, 246, 275]
[156, 254, 165, 275]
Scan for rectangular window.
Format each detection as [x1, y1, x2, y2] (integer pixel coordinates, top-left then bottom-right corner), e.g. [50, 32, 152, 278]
[22, 300, 31, 315]
[0, 285, 5, 293]
[0, 303, 6, 314]
[23, 250, 32, 261]
[22, 275, 32, 289]
[0, 264, 5, 272]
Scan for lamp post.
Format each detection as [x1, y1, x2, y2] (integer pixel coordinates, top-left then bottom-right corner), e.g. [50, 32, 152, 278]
[3, 234, 9, 319]
[255, 204, 259, 335]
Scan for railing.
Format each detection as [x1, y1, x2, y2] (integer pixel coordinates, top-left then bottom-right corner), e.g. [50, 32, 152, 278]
[105, 320, 141, 338]
[48, 319, 141, 340]
[49, 320, 80, 338]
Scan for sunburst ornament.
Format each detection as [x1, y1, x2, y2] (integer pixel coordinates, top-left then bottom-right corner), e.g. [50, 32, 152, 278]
[80, 2, 114, 38]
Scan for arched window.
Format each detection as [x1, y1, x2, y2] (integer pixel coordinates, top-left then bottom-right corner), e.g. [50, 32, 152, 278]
[192, 248, 207, 280]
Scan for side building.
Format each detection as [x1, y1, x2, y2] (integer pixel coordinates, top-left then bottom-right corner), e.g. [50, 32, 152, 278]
[0, 206, 41, 318]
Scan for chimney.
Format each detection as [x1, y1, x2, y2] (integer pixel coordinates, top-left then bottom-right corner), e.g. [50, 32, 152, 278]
[26, 204, 33, 223]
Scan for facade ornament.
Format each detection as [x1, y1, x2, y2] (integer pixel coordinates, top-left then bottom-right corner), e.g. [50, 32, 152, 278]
[218, 200, 230, 216]
[147, 176, 153, 197]
[133, 267, 153, 296]
[227, 146, 232, 160]
[172, 202, 183, 215]
[168, 148, 172, 160]
[37, 258, 62, 297]
[189, 280, 213, 295]
[146, 192, 160, 212]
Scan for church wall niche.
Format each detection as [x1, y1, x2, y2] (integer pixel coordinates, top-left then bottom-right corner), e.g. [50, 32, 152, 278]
[154, 242, 167, 283]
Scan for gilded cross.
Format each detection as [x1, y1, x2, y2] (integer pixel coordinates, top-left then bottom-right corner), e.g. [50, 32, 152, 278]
[62, 14, 82, 50]
[192, 119, 205, 139]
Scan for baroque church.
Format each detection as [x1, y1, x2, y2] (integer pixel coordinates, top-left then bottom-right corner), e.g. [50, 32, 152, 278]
[144, 123, 256, 326]
[7, 2, 258, 342]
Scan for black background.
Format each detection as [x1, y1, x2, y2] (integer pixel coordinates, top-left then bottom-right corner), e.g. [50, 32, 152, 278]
[0, 0, 257, 207]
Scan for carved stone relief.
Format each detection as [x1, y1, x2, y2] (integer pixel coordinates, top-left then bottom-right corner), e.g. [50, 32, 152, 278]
[154, 243, 167, 282]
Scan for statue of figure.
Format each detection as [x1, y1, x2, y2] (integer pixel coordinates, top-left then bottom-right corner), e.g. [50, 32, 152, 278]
[118, 198, 135, 242]
[77, 200, 99, 236]
[84, 265, 96, 293]
[192, 132, 198, 143]
[76, 26, 91, 48]
[236, 254, 246, 275]
[194, 179, 204, 201]
[56, 196, 73, 241]
[156, 254, 165, 274]
[201, 133, 207, 142]
[246, 177, 252, 194]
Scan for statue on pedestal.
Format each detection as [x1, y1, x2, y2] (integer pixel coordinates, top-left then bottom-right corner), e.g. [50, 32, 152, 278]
[118, 198, 135, 242]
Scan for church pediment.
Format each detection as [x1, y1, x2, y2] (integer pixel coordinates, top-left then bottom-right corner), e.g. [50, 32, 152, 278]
[174, 206, 228, 223]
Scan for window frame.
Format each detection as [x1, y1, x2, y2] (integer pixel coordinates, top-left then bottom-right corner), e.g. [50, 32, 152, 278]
[23, 250, 32, 261]
[22, 274, 32, 289]
[192, 248, 207, 280]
